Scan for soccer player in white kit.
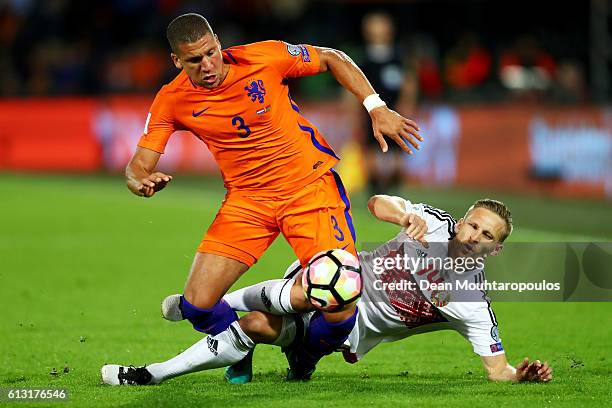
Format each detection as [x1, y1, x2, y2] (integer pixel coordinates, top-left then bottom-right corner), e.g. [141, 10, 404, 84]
[102, 195, 552, 385]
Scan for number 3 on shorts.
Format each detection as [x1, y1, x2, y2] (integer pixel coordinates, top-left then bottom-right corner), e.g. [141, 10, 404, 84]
[330, 215, 345, 241]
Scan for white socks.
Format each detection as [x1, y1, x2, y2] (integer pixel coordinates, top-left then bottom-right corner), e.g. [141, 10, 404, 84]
[146, 279, 298, 384]
[146, 321, 255, 384]
[223, 279, 295, 315]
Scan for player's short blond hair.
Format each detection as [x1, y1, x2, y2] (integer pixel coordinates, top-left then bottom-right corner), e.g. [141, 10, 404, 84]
[465, 199, 513, 242]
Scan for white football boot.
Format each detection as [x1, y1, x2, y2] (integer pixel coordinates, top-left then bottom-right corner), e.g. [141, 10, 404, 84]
[101, 365, 154, 385]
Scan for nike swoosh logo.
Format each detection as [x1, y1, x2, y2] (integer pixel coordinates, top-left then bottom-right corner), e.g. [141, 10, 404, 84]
[340, 244, 350, 250]
[192, 107, 210, 117]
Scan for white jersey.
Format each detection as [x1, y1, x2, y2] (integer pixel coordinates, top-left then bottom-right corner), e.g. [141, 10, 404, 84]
[345, 198, 504, 361]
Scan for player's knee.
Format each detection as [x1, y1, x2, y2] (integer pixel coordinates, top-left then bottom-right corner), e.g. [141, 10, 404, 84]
[239, 311, 275, 343]
[239, 311, 269, 336]
[290, 278, 313, 312]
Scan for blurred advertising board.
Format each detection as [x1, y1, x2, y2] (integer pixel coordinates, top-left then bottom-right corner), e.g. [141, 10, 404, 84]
[454, 105, 612, 199]
[0, 97, 610, 199]
[0, 98, 100, 171]
[93, 97, 218, 174]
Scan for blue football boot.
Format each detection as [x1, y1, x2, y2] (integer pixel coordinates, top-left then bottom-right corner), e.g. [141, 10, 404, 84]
[224, 349, 254, 384]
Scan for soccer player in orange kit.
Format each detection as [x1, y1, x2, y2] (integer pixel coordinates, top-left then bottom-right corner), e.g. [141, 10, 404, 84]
[124, 13, 422, 379]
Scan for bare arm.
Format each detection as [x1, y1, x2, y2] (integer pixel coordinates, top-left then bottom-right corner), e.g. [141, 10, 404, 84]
[367, 195, 428, 246]
[481, 354, 552, 382]
[314, 46, 422, 154]
[125, 147, 173, 197]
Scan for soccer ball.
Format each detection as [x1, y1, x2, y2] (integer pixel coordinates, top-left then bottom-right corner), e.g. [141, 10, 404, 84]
[302, 249, 362, 312]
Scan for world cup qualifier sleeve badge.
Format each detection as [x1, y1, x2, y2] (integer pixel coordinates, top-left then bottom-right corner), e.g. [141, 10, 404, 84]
[286, 43, 302, 57]
[285, 43, 311, 62]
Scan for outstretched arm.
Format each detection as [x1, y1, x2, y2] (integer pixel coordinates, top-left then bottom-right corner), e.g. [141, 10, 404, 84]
[314, 46, 422, 154]
[125, 146, 173, 197]
[367, 195, 428, 246]
[481, 354, 552, 382]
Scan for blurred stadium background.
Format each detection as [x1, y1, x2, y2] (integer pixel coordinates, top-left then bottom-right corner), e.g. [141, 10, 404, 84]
[0, 0, 611, 200]
[1, 1, 612, 406]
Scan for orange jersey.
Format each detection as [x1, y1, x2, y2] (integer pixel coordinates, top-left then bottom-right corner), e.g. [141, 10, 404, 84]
[138, 41, 338, 193]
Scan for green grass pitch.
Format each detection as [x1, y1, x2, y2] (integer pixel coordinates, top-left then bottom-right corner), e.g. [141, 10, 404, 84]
[1, 173, 611, 407]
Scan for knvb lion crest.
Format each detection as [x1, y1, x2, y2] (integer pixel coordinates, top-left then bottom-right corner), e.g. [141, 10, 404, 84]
[245, 79, 266, 103]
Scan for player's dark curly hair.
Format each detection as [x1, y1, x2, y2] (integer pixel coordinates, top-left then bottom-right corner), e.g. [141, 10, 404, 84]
[166, 13, 213, 54]
[467, 199, 513, 242]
